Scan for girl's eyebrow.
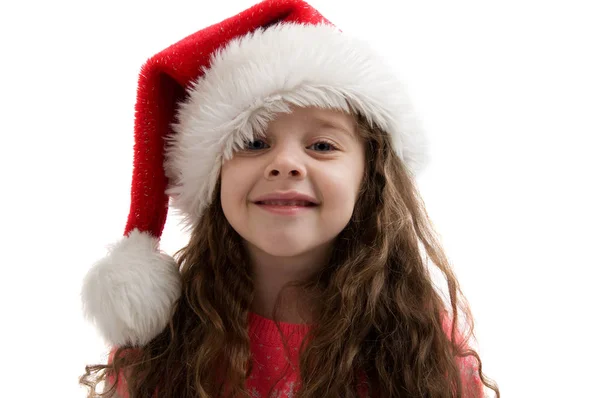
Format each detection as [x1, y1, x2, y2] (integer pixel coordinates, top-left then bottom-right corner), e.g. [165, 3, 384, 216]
[311, 116, 354, 137]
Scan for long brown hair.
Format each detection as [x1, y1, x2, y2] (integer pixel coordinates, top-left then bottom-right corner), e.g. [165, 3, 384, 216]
[80, 112, 500, 397]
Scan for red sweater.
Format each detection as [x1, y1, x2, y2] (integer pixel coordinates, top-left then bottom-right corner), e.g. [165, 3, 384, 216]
[106, 312, 484, 397]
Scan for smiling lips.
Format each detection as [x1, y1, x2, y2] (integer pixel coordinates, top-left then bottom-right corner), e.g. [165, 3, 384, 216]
[252, 191, 319, 206]
[256, 200, 316, 207]
[254, 201, 317, 215]
[253, 193, 319, 215]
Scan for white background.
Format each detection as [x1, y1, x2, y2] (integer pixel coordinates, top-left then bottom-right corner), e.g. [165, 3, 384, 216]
[1, 0, 598, 396]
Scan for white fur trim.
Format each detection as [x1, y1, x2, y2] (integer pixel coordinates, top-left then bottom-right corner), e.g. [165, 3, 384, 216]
[81, 229, 181, 347]
[165, 22, 429, 228]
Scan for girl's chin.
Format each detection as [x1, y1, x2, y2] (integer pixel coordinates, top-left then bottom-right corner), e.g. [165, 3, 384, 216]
[245, 239, 315, 258]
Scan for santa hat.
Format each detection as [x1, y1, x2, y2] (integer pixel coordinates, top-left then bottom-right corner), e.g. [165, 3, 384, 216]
[81, 0, 429, 347]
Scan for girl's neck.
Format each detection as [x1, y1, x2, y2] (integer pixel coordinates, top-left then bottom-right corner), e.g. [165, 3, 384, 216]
[245, 241, 330, 324]
[250, 283, 317, 324]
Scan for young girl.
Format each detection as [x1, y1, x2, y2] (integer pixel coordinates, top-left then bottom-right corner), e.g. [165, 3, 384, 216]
[80, 0, 499, 397]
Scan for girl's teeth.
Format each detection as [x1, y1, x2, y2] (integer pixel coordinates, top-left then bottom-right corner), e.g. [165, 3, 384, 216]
[261, 200, 311, 206]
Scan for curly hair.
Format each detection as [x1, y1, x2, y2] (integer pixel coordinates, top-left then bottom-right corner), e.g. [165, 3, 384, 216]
[80, 112, 500, 397]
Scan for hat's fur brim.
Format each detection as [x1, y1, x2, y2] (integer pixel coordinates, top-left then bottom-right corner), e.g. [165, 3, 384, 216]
[165, 23, 429, 229]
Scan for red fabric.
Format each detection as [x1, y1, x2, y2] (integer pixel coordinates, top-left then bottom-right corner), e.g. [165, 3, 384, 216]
[245, 312, 309, 397]
[123, 0, 331, 240]
[106, 312, 484, 397]
[106, 347, 138, 398]
[440, 313, 485, 398]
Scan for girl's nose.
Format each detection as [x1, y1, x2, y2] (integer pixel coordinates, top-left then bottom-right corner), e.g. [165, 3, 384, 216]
[264, 147, 307, 180]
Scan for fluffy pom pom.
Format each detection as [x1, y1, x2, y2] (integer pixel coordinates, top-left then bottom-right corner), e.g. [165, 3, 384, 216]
[81, 229, 181, 347]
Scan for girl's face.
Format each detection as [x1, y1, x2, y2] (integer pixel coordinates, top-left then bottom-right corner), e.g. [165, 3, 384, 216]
[220, 106, 365, 264]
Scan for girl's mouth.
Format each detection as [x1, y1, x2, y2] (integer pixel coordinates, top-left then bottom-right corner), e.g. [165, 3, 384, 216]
[254, 200, 317, 215]
[256, 200, 316, 206]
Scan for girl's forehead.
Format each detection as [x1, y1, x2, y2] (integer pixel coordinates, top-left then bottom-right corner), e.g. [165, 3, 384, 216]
[267, 106, 356, 135]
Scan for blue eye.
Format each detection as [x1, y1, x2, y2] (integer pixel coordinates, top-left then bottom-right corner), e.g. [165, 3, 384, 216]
[244, 139, 269, 150]
[309, 141, 338, 152]
[242, 139, 338, 152]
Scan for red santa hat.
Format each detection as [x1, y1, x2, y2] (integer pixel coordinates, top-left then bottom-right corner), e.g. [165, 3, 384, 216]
[81, 0, 429, 347]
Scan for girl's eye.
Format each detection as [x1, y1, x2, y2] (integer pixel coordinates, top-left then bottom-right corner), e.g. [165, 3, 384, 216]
[243, 139, 269, 150]
[309, 141, 338, 152]
[242, 139, 338, 152]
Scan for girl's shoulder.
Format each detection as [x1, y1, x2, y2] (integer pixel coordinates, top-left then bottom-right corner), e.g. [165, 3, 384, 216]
[104, 347, 138, 398]
[440, 312, 485, 397]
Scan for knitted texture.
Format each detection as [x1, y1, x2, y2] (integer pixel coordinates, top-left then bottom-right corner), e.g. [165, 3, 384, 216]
[105, 313, 484, 397]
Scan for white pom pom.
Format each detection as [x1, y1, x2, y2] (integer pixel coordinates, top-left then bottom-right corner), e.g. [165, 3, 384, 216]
[81, 229, 181, 347]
